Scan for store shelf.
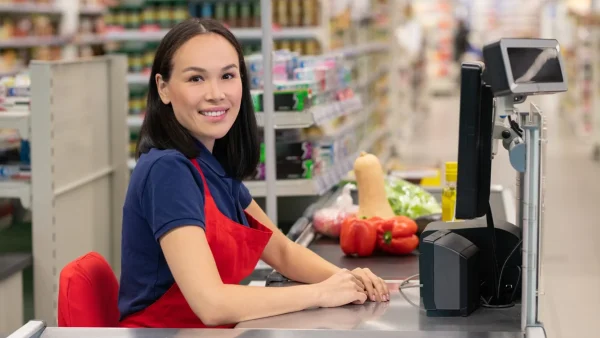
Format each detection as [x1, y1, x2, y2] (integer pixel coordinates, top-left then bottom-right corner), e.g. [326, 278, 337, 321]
[79, 5, 106, 15]
[244, 155, 356, 197]
[127, 115, 144, 128]
[255, 96, 362, 129]
[0, 180, 31, 209]
[104, 27, 325, 42]
[0, 68, 25, 77]
[356, 64, 389, 89]
[0, 111, 30, 139]
[233, 27, 325, 41]
[244, 124, 389, 198]
[0, 3, 61, 14]
[326, 42, 390, 58]
[74, 34, 107, 45]
[126, 73, 150, 85]
[0, 36, 69, 48]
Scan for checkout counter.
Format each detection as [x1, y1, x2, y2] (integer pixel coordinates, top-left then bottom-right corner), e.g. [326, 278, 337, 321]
[8, 37, 559, 338]
[8, 186, 522, 338]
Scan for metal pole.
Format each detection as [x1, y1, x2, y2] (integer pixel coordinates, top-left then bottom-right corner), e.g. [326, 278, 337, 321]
[521, 108, 541, 330]
[261, 0, 278, 222]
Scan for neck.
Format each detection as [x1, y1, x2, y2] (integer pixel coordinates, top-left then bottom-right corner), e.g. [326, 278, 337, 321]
[195, 136, 215, 153]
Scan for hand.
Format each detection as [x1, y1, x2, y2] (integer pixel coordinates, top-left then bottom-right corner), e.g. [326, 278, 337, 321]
[314, 269, 368, 308]
[351, 268, 389, 302]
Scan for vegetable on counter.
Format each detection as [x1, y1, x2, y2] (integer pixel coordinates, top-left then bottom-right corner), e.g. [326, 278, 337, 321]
[313, 184, 358, 238]
[353, 152, 396, 219]
[376, 216, 419, 255]
[384, 176, 442, 219]
[340, 216, 377, 257]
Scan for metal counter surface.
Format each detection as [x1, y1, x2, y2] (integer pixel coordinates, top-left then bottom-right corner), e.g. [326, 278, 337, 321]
[37, 328, 521, 338]
[237, 283, 521, 332]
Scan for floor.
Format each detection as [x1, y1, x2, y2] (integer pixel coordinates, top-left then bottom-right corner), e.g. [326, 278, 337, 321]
[403, 95, 600, 338]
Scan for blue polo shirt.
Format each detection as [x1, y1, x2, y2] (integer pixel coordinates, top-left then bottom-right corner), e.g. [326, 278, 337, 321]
[118, 142, 253, 319]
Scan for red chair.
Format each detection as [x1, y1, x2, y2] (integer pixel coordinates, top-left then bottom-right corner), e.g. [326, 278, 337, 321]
[58, 252, 120, 327]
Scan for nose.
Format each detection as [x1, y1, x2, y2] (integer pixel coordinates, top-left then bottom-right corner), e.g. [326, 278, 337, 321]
[205, 79, 225, 101]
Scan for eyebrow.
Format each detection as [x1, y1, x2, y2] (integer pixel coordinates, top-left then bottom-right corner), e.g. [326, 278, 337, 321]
[182, 64, 238, 73]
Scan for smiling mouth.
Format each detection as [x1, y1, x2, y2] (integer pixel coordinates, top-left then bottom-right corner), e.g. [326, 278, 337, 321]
[199, 109, 228, 117]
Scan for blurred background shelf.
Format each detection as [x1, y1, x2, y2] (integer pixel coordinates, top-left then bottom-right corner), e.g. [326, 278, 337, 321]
[0, 180, 31, 209]
[0, 36, 69, 49]
[0, 3, 61, 14]
[0, 111, 30, 140]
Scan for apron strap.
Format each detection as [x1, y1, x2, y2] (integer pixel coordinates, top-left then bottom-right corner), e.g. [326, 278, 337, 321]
[190, 159, 213, 200]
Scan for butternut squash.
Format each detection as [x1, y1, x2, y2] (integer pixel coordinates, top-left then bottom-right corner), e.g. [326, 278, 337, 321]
[354, 151, 396, 219]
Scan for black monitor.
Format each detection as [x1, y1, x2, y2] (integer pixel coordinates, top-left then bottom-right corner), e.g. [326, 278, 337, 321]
[455, 63, 495, 220]
[483, 38, 567, 97]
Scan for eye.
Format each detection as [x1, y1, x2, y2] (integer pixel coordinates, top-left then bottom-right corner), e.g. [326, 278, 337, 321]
[189, 75, 204, 82]
[222, 73, 236, 80]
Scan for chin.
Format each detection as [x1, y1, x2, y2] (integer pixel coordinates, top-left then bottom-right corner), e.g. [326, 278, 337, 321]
[197, 128, 232, 142]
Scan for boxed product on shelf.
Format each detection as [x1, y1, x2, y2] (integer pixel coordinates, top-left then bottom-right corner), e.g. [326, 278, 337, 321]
[106, 2, 189, 31]
[251, 89, 312, 112]
[129, 130, 139, 157]
[259, 141, 313, 163]
[0, 12, 61, 39]
[252, 159, 315, 181]
[128, 85, 147, 115]
[0, 72, 31, 111]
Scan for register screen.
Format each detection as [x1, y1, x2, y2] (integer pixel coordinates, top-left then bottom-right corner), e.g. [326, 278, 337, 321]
[507, 47, 564, 84]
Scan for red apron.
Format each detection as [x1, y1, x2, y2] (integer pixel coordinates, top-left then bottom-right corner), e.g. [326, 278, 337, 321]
[120, 159, 273, 328]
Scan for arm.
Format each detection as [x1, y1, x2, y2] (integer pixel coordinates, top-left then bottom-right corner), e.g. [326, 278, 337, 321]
[160, 226, 323, 326]
[245, 200, 341, 284]
[245, 200, 390, 302]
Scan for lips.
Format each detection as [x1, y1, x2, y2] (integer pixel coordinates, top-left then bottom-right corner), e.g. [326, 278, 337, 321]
[198, 107, 229, 121]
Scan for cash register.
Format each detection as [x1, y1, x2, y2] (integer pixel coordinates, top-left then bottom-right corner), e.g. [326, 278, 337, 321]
[419, 38, 567, 338]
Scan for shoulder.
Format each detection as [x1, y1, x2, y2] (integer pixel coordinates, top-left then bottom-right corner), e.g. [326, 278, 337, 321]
[136, 148, 193, 173]
[130, 148, 204, 199]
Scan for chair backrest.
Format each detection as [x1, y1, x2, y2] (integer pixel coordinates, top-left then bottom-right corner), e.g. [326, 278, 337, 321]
[57, 252, 119, 327]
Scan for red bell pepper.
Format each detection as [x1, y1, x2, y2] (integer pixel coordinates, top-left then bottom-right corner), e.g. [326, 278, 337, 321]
[376, 216, 419, 255]
[340, 216, 377, 257]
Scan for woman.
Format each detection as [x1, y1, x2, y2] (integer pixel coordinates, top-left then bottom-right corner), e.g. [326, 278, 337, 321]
[118, 18, 389, 329]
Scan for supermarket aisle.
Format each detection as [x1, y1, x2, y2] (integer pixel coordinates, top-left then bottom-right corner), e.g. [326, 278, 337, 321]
[404, 96, 600, 338]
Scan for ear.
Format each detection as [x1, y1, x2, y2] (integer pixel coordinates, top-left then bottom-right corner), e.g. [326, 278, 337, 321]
[155, 74, 171, 105]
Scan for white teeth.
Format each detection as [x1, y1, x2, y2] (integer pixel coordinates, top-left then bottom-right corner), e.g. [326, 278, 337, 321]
[200, 110, 226, 117]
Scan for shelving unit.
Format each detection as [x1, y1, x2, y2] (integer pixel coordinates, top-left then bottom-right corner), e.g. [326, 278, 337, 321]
[119, 0, 398, 210]
[0, 3, 62, 14]
[0, 111, 30, 140]
[0, 56, 129, 326]
[0, 180, 31, 209]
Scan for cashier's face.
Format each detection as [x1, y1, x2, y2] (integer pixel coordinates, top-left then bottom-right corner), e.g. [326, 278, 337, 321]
[155, 33, 242, 150]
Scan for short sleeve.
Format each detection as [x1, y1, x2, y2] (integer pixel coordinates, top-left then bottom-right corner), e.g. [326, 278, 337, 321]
[141, 154, 205, 241]
[239, 182, 253, 209]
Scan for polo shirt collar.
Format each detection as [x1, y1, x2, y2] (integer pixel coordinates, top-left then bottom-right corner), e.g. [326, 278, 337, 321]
[194, 139, 227, 177]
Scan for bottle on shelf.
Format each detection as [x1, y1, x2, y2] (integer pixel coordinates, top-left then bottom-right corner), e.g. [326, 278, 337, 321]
[441, 161, 457, 222]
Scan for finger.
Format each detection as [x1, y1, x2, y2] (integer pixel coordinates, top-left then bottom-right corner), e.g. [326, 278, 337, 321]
[365, 271, 387, 301]
[356, 270, 378, 302]
[362, 269, 385, 301]
[349, 274, 365, 291]
[354, 283, 366, 294]
[378, 277, 390, 300]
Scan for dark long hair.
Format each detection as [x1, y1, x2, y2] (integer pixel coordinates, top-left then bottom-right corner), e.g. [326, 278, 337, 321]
[136, 18, 260, 180]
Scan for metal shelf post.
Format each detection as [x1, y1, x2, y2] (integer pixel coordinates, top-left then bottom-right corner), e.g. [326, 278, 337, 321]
[261, 0, 277, 222]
